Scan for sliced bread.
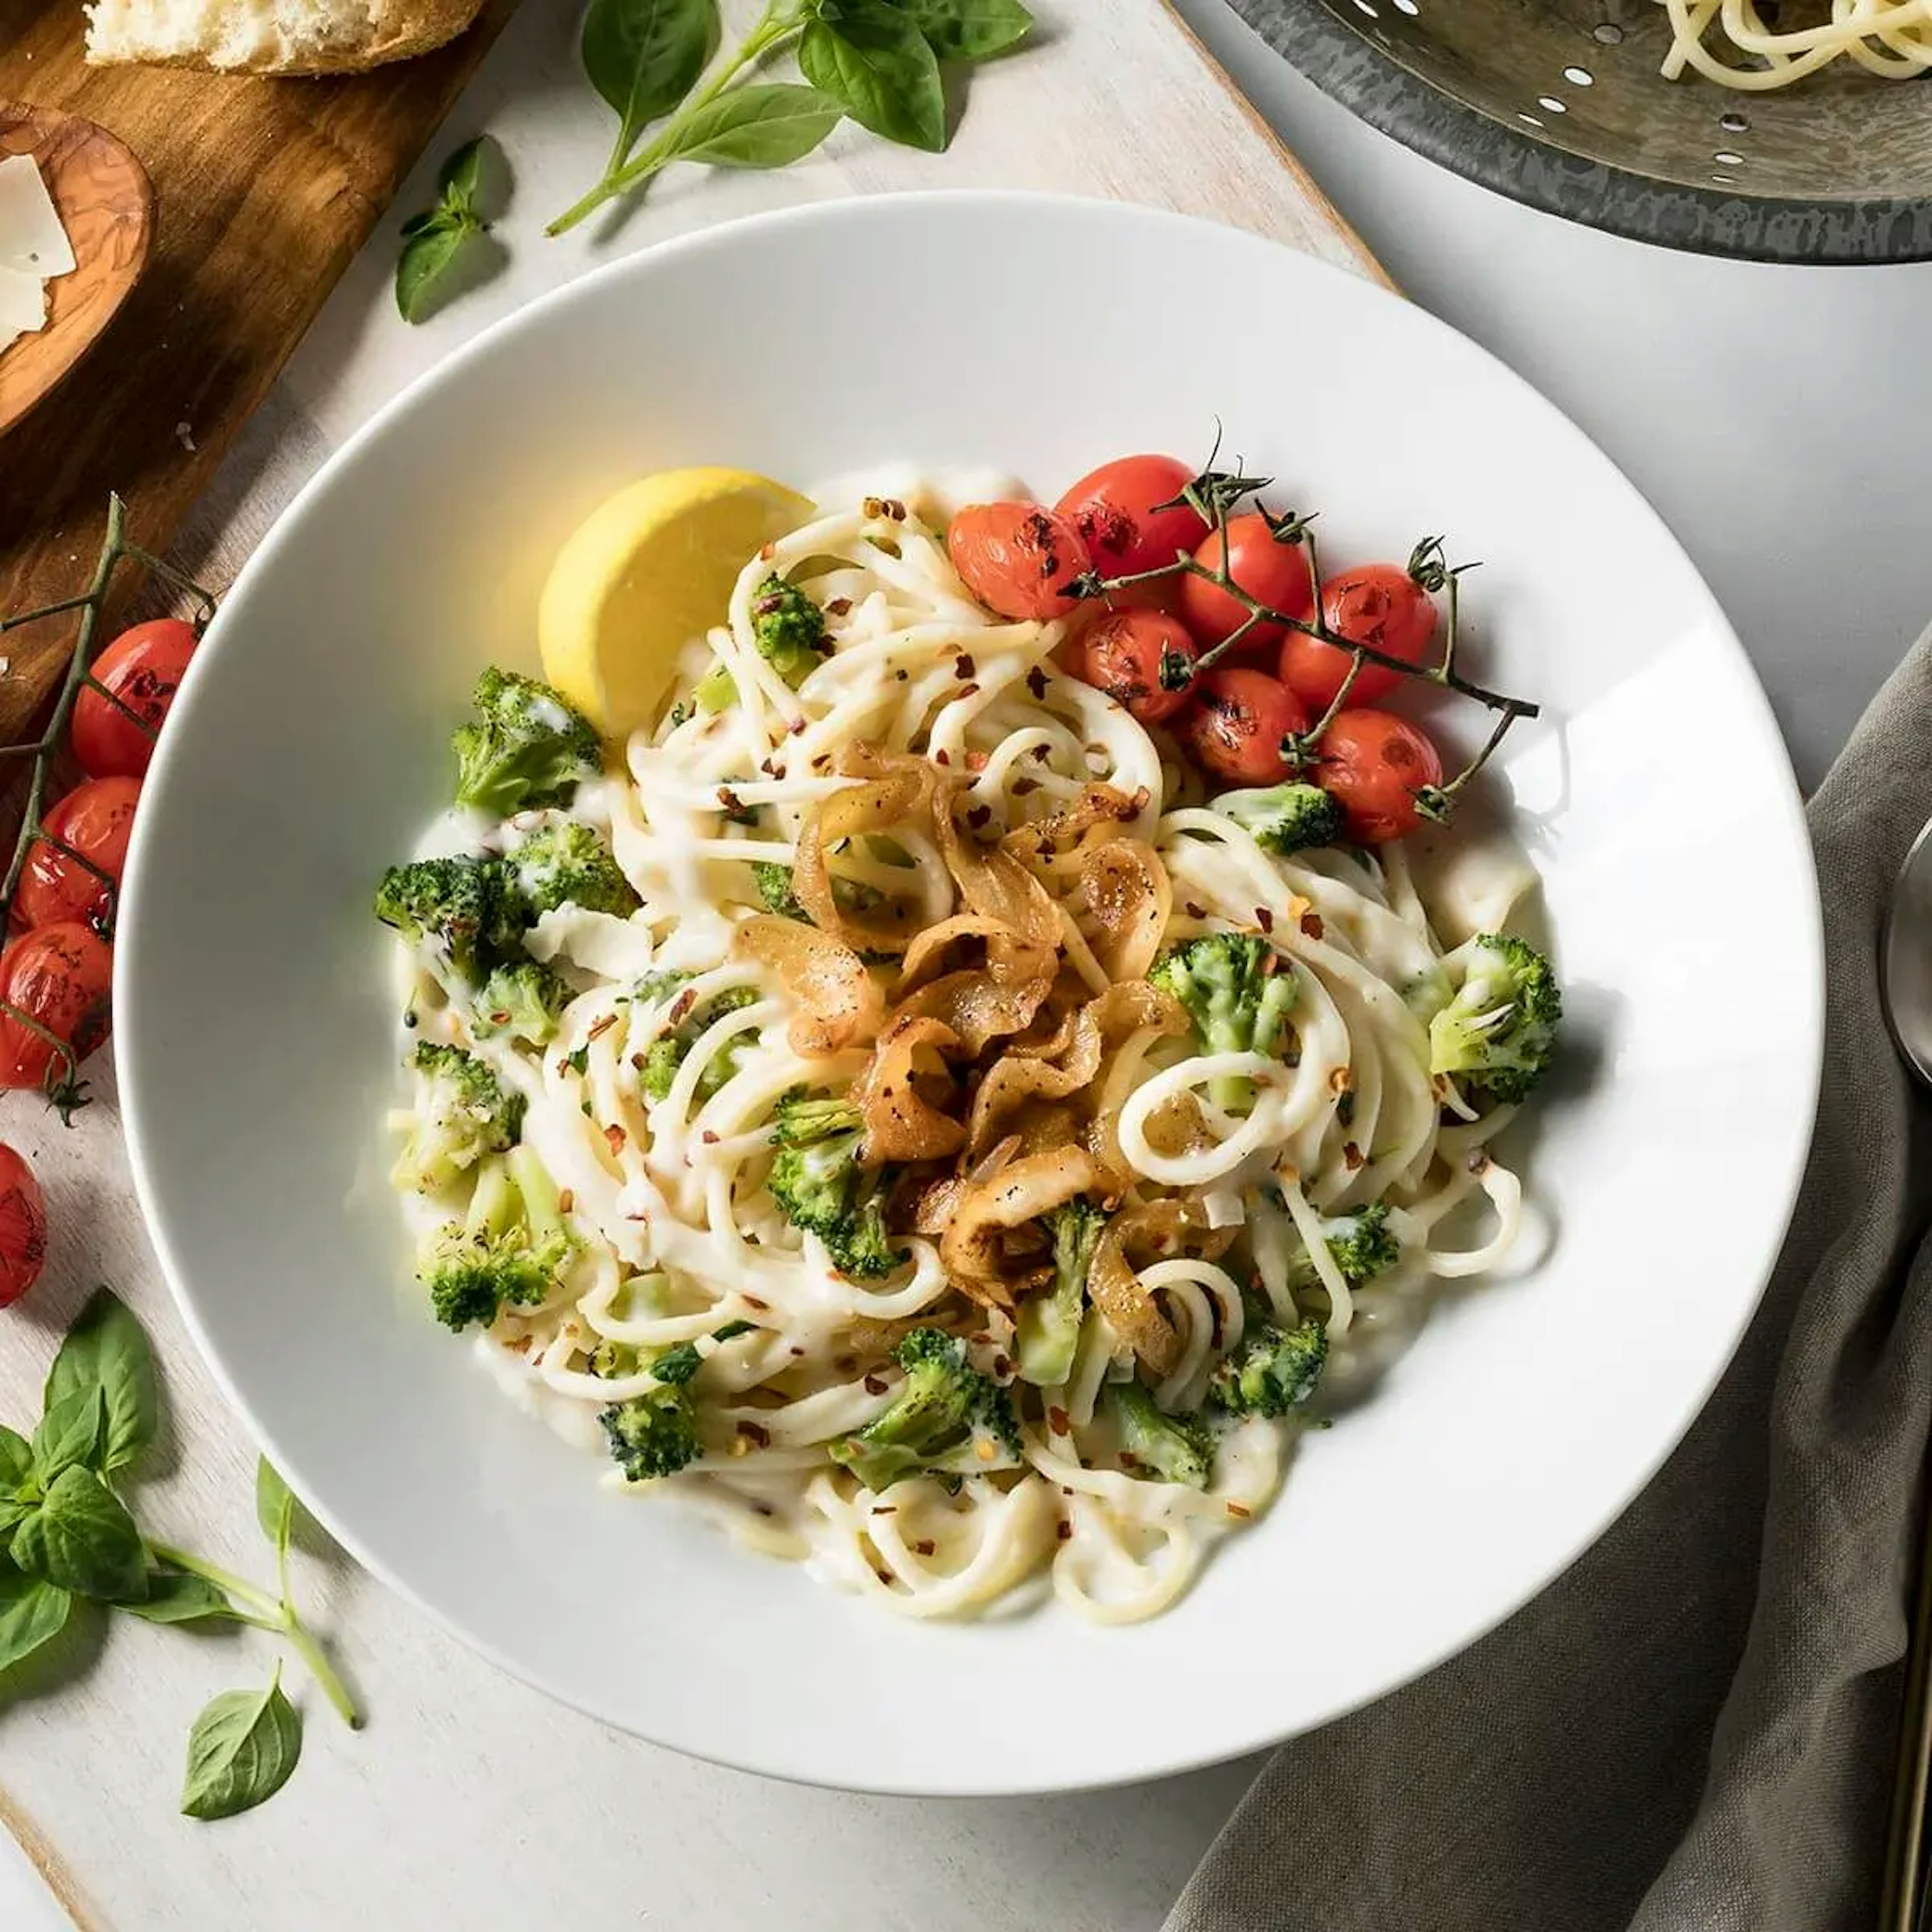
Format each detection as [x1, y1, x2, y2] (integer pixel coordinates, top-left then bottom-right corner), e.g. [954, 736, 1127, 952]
[85, 0, 485, 75]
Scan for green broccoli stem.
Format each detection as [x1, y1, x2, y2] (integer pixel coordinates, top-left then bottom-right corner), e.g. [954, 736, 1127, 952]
[508, 1144, 567, 1245]
[546, 1, 811, 235]
[147, 1541, 363, 1729]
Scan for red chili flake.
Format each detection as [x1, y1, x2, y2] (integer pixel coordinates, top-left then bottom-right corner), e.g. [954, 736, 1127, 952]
[1254, 906, 1274, 934]
[1336, 1091, 1356, 1129]
[1055, 1520, 1073, 1543]
[1012, 777, 1039, 797]
[788, 716, 808, 737]
[753, 591, 785, 617]
[1301, 911, 1325, 940]
[557, 1189, 575, 1215]
[1184, 901, 1206, 920]
[736, 1420, 772, 1448]
[759, 541, 776, 560]
[863, 1374, 889, 1395]
[826, 597, 853, 617]
[1025, 666, 1050, 700]
[872, 1505, 897, 1516]
[1030, 744, 1051, 763]
[1048, 1406, 1071, 1436]
[967, 803, 993, 831]
[992, 1353, 1012, 1379]
[1226, 1501, 1252, 1520]
[1130, 785, 1151, 812]
[934, 749, 951, 766]
[701, 1129, 719, 1145]
[1343, 1142, 1364, 1171]
[668, 989, 697, 1026]
[863, 496, 887, 519]
[1259, 950, 1280, 977]
[716, 786, 745, 816]
[954, 653, 976, 679]
[1468, 1151, 1492, 1177]
[895, 669, 910, 683]
[1328, 1067, 1352, 1095]
[588, 1012, 618, 1041]
[488, 1010, 510, 1026]
[789, 1345, 807, 1358]
[812, 754, 832, 771]
[630, 1052, 648, 1072]
[969, 1331, 995, 1347]
[967, 750, 989, 772]
[1118, 1450, 1141, 1471]
[626, 1211, 649, 1222]
[913, 1539, 937, 1558]
[1060, 1485, 1074, 1497]
[743, 1294, 770, 1311]
[957, 682, 981, 700]
[874, 1568, 895, 1586]
[604, 1124, 627, 1155]
[752, 1502, 775, 1518]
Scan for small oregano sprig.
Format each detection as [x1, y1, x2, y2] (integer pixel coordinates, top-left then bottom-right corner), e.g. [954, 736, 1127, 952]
[395, 136, 501, 325]
[547, 0, 1034, 235]
[0, 1287, 360, 1821]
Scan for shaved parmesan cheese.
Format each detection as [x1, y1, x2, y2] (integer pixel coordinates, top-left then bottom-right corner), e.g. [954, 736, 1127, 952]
[0, 262, 44, 335]
[0, 156, 74, 277]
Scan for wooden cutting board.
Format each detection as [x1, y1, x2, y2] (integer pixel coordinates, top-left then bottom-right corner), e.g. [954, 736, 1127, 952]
[0, 0, 515, 743]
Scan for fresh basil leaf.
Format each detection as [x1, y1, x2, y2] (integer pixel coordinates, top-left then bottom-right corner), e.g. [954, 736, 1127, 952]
[395, 220, 478, 325]
[0, 1560, 70, 1675]
[120, 1570, 236, 1625]
[10, 1467, 148, 1602]
[801, 1, 945, 152]
[583, 0, 717, 163]
[31, 1389, 104, 1486]
[0, 1424, 30, 1491]
[0, 1495, 28, 1539]
[255, 1458, 298, 1551]
[181, 1671, 302, 1821]
[437, 134, 491, 216]
[399, 207, 456, 240]
[894, 0, 1032, 59]
[665, 83, 843, 169]
[44, 1287, 157, 1476]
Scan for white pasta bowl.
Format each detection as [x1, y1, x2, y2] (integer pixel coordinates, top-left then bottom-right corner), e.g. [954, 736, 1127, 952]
[115, 192, 1822, 1796]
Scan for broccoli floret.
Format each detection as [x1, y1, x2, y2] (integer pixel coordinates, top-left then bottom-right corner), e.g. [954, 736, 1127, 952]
[828, 1329, 1018, 1493]
[600, 1388, 701, 1482]
[392, 1040, 525, 1193]
[1210, 1311, 1329, 1418]
[1016, 1199, 1108, 1388]
[374, 855, 503, 988]
[1216, 782, 1345, 857]
[590, 1315, 756, 1383]
[451, 667, 600, 816]
[641, 987, 760, 1103]
[766, 1091, 906, 1280]
[417, 1146, 572, 1330]
[1289, 1202, 1400, 1295]
[754, 861, 809, 919]
[473, 958, 570, 1046]
[1106, 1382, 1214, 1489]
[1150, 932, 1299, 1113]
[499, 821, 641, 927]
[691, 576, 830, 714]
[1428, 932, 1562, 1105]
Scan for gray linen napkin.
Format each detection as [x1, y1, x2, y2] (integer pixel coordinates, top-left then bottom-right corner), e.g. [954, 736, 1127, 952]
[1167, 630, 1932, 1932]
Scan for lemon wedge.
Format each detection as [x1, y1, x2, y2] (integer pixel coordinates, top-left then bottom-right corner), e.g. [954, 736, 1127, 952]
[537, 467, 815, 740]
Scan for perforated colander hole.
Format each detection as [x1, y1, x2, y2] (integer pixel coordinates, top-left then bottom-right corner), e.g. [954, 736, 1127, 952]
[1714, 149, 1745, 166]
[1592, 21, 1625, 43]
[1537, 95, 1568, 112]
[1711, 173, 1737, 184]
[1719, 111, 1749, 132]
[1519, 112, 1545, 126]
[1563, 64, 1594, 84]
[1351, 0, 1379, 16]
[1391, 0, 1418, 13]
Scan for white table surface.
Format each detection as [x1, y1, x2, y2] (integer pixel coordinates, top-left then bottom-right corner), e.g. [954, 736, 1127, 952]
[4, 4, 1922, 1927]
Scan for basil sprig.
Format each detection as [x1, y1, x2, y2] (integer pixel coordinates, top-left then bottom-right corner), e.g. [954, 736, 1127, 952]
[395, 136, 504, 325]
[548, 0, 1035, 235]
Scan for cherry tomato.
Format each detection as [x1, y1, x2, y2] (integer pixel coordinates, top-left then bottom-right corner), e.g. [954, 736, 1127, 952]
[1316, 709, 1444, 844]
[948, 503, 1093, 622]
[1281, 564, 1438, 711]
[0, 1145, 47, 1308]
[15, 777, 141, 935]
[0, 924, 114, 1093]
[1178, 513, 1315, 652]
[1176, 668, 1310, 787]
[1069, 608, 1199, 725]
[1054, 454, 1209, 582]
[71, 618, 198, 780]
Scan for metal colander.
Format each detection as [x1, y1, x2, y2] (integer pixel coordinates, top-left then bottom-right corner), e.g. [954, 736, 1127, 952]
[1232, 0, 1932, 261]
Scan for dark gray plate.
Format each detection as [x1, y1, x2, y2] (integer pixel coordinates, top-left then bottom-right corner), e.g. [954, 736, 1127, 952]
[1232, 0, 1932, 263]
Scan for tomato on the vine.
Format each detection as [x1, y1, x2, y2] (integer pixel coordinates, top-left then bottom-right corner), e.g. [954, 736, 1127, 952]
[1069, 607, 1198, 725]
[15, 776, 140, 934]
[0, 1145, 47, 1308]
[1316, 709, 1444, 844]
[1177, 513, 1316, 653]
[72, 617, 198, 780]
[948, 503, 1093, 622]
[0, 923, 114, 1096]
[1176, 668, 1309, 787]
[1281, 563, 1438, 711]
[1054, 455, 1209, 582]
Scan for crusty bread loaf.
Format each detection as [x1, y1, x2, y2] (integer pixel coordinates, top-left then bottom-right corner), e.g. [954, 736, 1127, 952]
[84, 0, 485, 74]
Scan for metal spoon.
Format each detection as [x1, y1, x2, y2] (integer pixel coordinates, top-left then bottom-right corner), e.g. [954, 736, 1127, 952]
[1876, 817, 1932, 1932]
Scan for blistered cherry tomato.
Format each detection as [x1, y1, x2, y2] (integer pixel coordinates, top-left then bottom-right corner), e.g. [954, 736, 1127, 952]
[1281, 563, 1438, 711]
[16, 777, 141, 934]
[0, 924, 114, 1092]
[1054, 454, 1209, 582]
[72, 618, 198, 780]
[1316, 709, 1444, 844]
[948, 502, 1093, 622]
[1176, 668, 1310, 787]
[0, 1145, 47, 1308]
[1178, 514, 1316, 652]
[1069, 607, 1199, 725]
